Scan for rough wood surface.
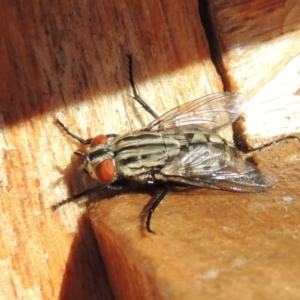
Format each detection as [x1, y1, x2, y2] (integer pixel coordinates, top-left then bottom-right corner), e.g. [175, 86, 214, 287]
[233, 55, 300, 149]
[1, 0, 299, 299]
[0, 0, 220, 299]
[207, 0, 300, 149]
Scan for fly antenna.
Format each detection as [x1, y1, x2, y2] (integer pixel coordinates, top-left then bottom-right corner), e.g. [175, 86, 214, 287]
[57, 119, 92, 145]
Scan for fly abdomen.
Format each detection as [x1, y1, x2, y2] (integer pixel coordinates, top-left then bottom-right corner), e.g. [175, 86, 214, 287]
[157, 126, 236, 181]
[160, 126, 236, 164]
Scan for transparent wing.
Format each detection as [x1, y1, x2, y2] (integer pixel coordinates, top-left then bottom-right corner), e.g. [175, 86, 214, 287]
[147, 92, 247, 132]
[161, 146, 277, 192]
[207, 158, 277, 192]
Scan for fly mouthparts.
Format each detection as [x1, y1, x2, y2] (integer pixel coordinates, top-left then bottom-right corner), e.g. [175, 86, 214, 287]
[74, 150, 87, 158]
[73, 151, 88, 170]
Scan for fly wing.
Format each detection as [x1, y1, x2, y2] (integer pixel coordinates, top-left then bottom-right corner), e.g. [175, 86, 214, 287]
[161, 145, 277, 192]
[147, 92, 247, 132]
[207, 158, 277, 192]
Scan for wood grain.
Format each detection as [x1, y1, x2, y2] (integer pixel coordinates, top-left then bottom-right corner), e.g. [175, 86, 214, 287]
[207, 0, 300, 149]
[234, 55, 300, 149]
[1, 0, 299, 299]
[0, 0, 221, 299]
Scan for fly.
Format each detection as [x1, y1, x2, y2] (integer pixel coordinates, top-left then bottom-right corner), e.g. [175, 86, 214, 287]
[54, 55, 277, 233]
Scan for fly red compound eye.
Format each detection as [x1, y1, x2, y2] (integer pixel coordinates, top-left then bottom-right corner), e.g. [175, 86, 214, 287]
[90, 134, 108, 147]
[95, 159, 115, 184]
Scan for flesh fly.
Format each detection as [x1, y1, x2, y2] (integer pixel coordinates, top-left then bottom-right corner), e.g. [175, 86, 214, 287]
[54, 55, 277, 233]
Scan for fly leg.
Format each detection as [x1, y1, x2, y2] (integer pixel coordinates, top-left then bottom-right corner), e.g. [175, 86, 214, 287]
[127, 54, 159, 119]
[52, 184, 123, 210]
[127, 55, 172, 233]
[146, 184, 170, 233]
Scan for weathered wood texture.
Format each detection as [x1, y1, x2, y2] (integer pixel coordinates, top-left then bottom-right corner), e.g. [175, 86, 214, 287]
[0, 0, 299, 299]
[207, 0, 300, 149]
[0, 0, 220, 299]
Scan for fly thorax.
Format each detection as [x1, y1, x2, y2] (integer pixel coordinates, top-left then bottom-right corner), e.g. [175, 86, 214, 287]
[112, 131, 180, 181]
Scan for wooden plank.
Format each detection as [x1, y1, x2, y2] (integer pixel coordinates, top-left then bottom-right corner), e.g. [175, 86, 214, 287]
[90, 139, 300, 299]
[0, 0, 221, 298]
[233, 55, 300, 149]
[207, 0, 300, 149]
